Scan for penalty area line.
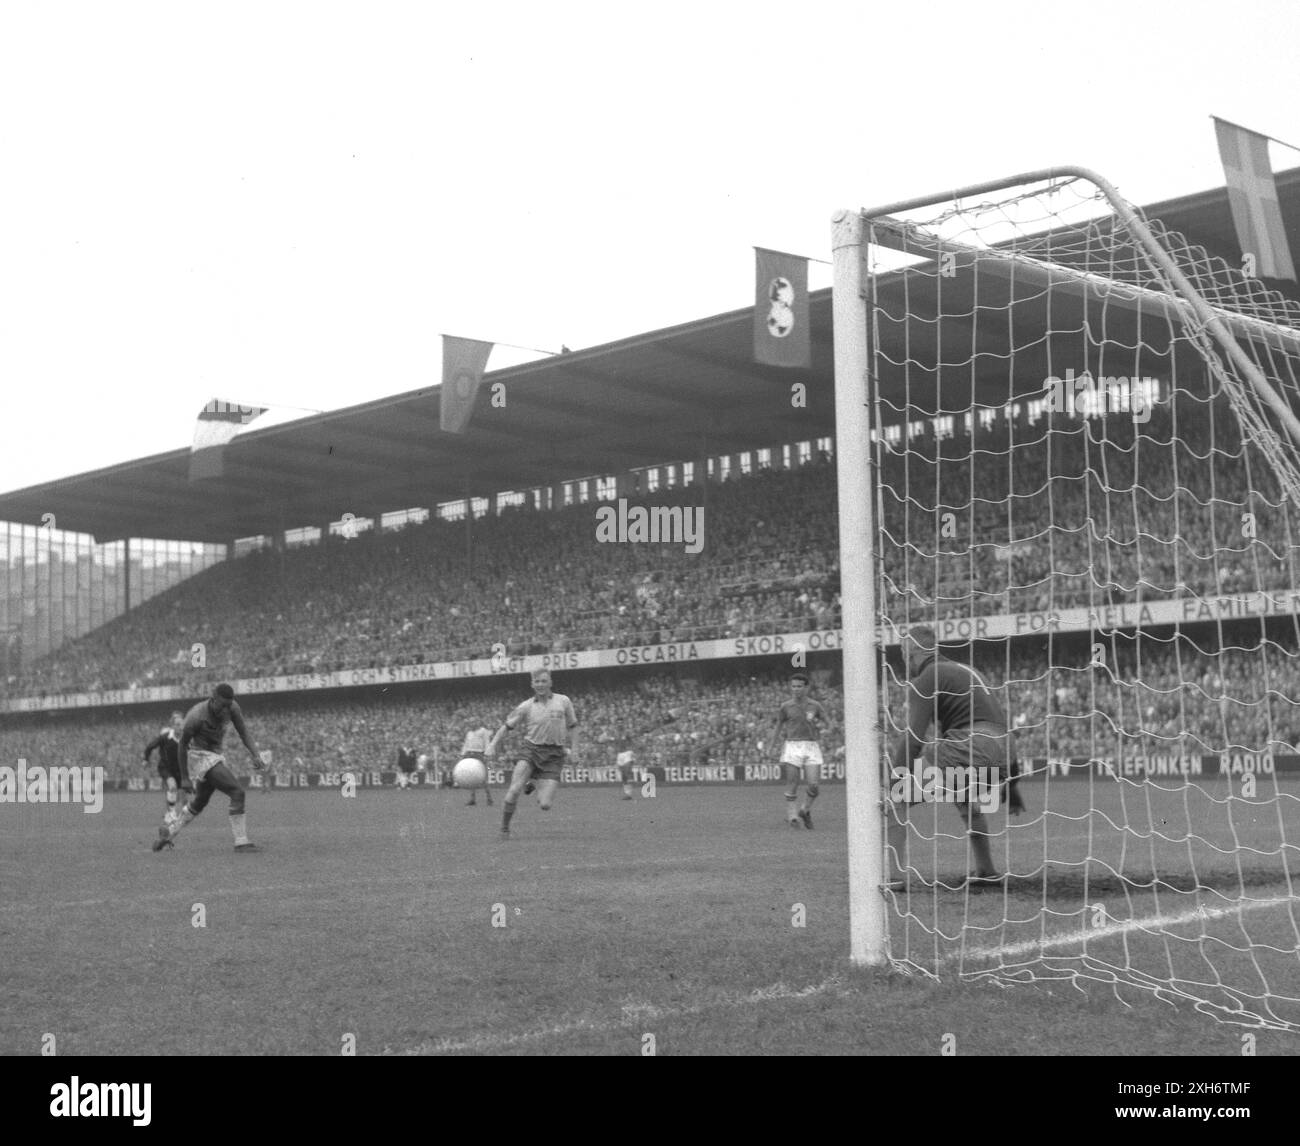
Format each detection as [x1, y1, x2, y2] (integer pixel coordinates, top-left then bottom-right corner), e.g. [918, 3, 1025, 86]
[385, 976, 847, 1055]
[955, 893, 1297, 964]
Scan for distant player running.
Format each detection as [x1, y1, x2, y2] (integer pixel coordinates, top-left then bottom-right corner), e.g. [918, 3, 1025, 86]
[143, 711, 185, 825]
[887, 627, 1024, 890]
[396, 744, 418, 790]
[151, 684, 266, 853]
[461, 723, 495, 807]
[489, 670, 578, 839]
[614, 733, 636, 800]
[769, 673, 831, 829]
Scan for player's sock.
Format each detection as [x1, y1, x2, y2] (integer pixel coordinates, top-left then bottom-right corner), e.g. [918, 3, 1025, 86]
[784, 792, 799, 822]
[967, 813, 997, 876]
[501, 801, 516, 832]
[229, 812, 250, 846]
[165, 789, 178, 813]
[166, 804, 196, 838]
[800, 784, 820, 812]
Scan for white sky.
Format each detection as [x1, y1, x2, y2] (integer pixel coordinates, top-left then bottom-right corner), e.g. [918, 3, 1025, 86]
[2, 0, 1297, 498]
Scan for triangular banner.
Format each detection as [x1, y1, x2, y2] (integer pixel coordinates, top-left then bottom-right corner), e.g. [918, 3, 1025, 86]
[440, 336, 494, 434]
[189, 398, 268, 480]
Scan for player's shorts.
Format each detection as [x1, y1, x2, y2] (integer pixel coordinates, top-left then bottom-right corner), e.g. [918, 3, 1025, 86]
[398, 761, 416, 774]
[935, 723, 1016, 807]
[156, 760, 181, 784]
[520, 743, 566, 780]
[186, 749, 225, 783]
[781, 740, 824, 769]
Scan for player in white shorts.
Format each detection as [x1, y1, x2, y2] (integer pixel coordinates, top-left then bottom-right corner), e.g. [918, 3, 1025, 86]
[152, 683, 266, 852]
[616, 741, 636, 800]
[767, 673, 832, 829]
[461, 723, 495, 807]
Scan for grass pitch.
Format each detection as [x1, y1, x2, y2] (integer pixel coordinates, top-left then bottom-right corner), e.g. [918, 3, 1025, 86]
[2, 782, 1298, 1055]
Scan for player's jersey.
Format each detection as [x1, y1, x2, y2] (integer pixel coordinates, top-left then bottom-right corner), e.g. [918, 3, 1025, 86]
[908, 655, 1007, 736]
[778, 699, 827, 742]
[181, 699, 248, 754]
[144, 729, 180, 768]
[461, 727, 493, 755]
[505, 693, 577, 746]
[396, 746, 417, 772]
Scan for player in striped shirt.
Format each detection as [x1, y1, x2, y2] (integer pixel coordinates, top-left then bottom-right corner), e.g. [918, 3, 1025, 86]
[143, 711, 185, 824]
[768, 672, 832, 829]
[461, 723, 495, 807]
[488, 670, 578, 838]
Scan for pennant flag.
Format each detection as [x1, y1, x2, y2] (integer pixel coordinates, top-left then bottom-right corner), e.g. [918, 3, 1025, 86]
[189, 398, 268, 480]
[753, 248, 811, 368]
[440, 335, 494, 433]
[1214, 119, 1297, 282]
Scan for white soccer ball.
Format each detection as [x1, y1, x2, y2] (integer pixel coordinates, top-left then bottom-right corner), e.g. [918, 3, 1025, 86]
[452, 757, 488, 789]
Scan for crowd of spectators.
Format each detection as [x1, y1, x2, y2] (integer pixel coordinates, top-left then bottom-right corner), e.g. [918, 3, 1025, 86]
[0, 667, 834, 781]
[5, 632, 1300, 784]
[4, 464, 841, 697]
[6, 398, 1300, 779]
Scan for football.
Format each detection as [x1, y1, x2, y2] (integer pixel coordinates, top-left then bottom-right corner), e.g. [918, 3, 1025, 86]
[452, 757, 488, 789]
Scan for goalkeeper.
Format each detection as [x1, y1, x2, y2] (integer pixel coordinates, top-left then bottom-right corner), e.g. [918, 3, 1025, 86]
[887, 627, 1024, 890]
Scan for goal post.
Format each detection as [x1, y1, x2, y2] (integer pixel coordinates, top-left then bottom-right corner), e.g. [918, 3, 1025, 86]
[831, 208, 886, 965]
[833, 167, 1300, 1028]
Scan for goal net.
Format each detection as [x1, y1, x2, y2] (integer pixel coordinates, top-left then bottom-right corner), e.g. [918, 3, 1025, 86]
[842, 168, 1300, 1030]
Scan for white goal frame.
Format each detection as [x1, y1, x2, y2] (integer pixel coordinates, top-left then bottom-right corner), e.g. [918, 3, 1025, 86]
[833, 165, 1300, 967]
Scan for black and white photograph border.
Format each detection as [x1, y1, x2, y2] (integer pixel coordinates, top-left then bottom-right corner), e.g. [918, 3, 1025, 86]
[0, 0, 1297, 1115]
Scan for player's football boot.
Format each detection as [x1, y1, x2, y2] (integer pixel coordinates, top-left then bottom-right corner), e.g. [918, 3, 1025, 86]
[798, 809, 813, 830]
[788, 817, 801, 828]
[234, 842, 261, 853]
[523, 781, 536, 795]
[151, 826, 174, 852]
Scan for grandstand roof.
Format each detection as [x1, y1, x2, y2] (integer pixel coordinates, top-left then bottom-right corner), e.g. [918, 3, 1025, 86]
[4, 169, 1298, 545]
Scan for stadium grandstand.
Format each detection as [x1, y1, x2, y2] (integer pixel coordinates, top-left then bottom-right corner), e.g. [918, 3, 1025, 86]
[2, 172, 1300, 777]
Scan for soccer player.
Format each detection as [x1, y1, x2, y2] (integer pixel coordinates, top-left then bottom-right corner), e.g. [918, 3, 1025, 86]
[396, 743, 418, 790]
[461, 722, 495, 807]
[488, 670, 578, 838]
[614, 733, 636, 800]
[887, 626, 1024, 890]
[258, 749, 277, 793]
[768, 672, 831, 829]
[151, 683, 266, 853]
[143, 711, 185, 824]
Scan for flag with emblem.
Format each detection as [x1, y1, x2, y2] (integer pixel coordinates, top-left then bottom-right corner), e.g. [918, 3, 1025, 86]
[753, 248, 810, 368]
[1214, 118, 1296, 282]
[189, 399, 269, 480]
[440, 335, 494, 433]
